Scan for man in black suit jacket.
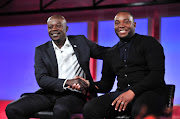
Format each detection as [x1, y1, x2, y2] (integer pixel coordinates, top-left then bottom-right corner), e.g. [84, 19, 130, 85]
[5, 15, 108, 119]
[83, 11, 167, 119]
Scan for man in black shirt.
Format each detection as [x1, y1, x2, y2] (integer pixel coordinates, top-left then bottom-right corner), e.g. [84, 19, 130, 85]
[83, 11, 167, 119]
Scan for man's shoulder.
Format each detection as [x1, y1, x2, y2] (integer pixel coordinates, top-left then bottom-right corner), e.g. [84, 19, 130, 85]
[36, 41, 51, 49]
[135, 33, 157, 42]
[68, 35, 86, 39]
[135, 33, 162, 51]
[68, 35, 89, 45]
[134, 33, 160, 47]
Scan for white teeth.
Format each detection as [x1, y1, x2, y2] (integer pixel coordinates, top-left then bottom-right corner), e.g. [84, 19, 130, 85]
[120, 30, 126, 33]
[52, 33, 58, 36]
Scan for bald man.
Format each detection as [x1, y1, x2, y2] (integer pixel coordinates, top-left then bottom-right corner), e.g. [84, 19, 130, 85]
[5, 15, 108, 119]
[83, 11, 167, 119]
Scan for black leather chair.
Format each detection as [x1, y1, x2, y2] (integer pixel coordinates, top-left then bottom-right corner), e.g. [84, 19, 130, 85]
[31, 84, 175, 119]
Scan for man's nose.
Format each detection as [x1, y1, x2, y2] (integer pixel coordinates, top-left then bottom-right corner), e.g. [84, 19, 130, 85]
[119, 23, 125, 28]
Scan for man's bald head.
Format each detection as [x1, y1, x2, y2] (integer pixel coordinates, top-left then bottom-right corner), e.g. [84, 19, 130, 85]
[47, 14, 68, 44]
[47, 15, 67, 26]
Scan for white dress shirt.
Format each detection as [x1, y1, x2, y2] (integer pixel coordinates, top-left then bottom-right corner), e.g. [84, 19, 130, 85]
[52, 37, 86, 92]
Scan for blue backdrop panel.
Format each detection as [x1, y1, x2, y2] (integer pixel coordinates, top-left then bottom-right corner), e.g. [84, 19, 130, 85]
[161, 17, 180, 105]
[0, 22, 87, 100]
[96, 18, 148, 93]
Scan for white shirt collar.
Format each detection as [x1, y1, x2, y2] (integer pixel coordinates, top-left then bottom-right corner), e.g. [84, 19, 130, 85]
[52, 37, 71, 50]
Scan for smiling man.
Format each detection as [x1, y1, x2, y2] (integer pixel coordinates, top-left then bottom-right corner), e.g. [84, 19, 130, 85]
[5, 15, 108, 119]
[114, 11, 136, 39]
[83, 11, 167, 119]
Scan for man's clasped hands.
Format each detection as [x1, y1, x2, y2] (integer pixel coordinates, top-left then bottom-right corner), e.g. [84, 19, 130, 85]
[65, 76, 90, 94]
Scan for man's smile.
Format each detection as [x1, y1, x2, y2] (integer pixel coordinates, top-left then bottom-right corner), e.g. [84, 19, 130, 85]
[50, 32, 60, 37]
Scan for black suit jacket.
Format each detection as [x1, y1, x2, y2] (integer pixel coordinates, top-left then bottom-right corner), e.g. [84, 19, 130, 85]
[95, 33, 166, 96]
[34, 35, 108, 97]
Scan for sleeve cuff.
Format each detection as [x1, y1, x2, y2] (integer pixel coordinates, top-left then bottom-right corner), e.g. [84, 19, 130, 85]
[63, 79, 68, 90]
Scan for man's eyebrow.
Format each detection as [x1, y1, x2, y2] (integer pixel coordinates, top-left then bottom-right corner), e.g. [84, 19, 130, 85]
[115, 19, 129, 21]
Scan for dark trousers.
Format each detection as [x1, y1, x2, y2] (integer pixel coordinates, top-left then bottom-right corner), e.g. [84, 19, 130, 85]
[5, 90, 86, 119]
[83, 88, 167, 119]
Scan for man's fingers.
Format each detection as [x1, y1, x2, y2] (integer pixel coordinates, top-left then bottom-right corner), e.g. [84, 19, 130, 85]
[79, 79, 88, 87]
[112, 97, 119, 106]
[78, 79, 88, 89]
[76, 76, 90, 86]
[67, 77, 89, 91]
[122, 102, 128, 111]
[112, 97, 127, 112]
[71, 83, 80, 90]
[115, 100, 128, 112]
[76, 81, 87, 91]
[118, 101, 127, 112]
[115, 99, 122, 111]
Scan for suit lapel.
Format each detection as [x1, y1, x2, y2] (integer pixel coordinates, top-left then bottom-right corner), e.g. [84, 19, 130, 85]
[47, 41, 58, 71]
[68, 36, 80, 61]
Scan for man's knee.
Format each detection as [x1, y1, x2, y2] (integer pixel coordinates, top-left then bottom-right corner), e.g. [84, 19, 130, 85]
[83, 97, 108, 119]
[84, 100, 94, 110]
[5, 103, 24, 117]
[83, 98, 102, 113]
[131, 92, 165, 118]
[83, 100, 94, 115]
[53, 105, 71, 119]
[83, 100, 98, 119]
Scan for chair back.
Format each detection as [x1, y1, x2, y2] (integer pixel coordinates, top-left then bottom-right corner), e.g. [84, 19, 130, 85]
[165, 84, 175, 108]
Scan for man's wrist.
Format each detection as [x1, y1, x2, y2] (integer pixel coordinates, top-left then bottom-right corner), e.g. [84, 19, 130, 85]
[63, 79, 68, 89]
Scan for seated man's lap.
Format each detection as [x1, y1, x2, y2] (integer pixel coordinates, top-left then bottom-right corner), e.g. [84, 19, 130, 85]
[83, 90, 132, 119]
[54, 94, 86, 114]
[6, 93, 53, 116]
[7, 92, 86, 117]
[84, 89, 166, 118]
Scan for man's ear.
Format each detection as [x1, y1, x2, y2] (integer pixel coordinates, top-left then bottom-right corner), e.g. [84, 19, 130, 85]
[66, 26, 69, 32]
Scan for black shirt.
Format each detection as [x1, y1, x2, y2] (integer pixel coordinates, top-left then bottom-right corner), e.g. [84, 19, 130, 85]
[117, 35, 135, 72]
